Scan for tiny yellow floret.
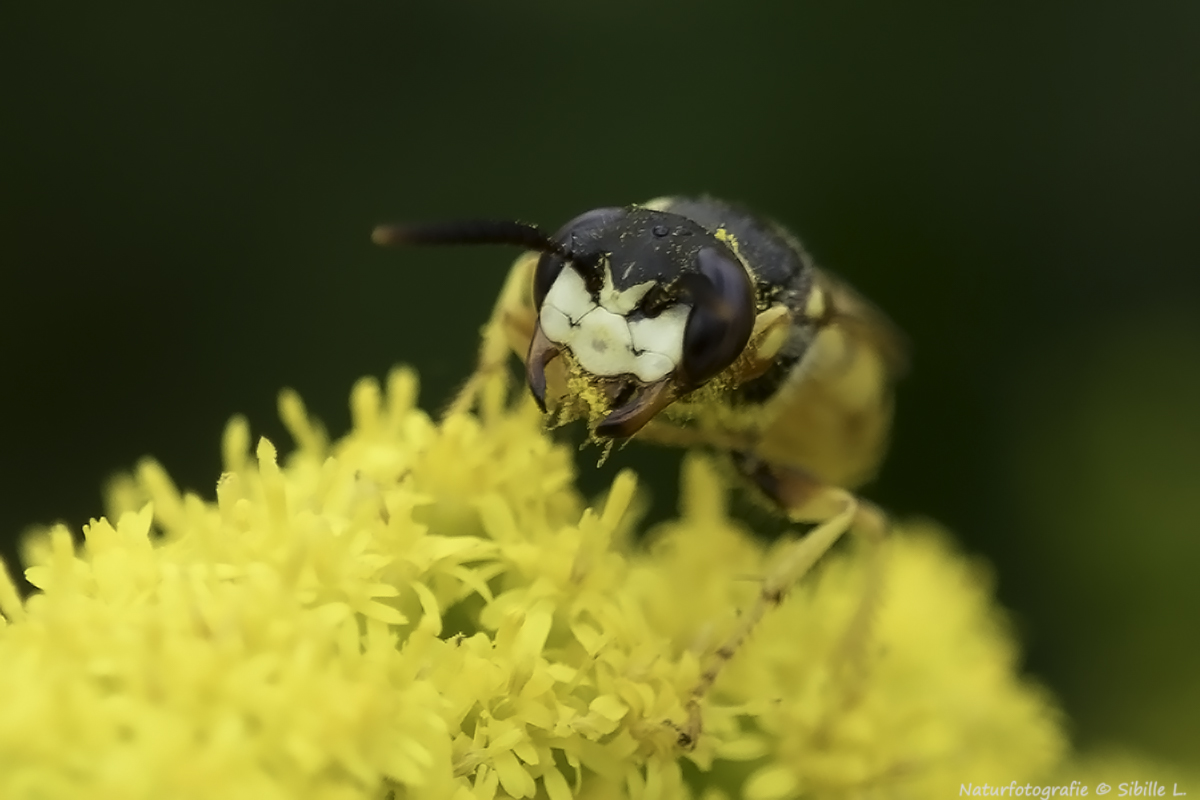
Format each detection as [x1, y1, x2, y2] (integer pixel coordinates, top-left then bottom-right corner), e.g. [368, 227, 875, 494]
[0, 367, 1066, 799]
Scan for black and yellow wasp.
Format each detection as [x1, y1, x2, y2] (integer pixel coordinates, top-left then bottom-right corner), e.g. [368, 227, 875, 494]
[374, 196, 907, 746]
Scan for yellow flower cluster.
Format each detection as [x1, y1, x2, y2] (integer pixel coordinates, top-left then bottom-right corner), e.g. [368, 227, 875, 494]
[0, 369, 1065, 799]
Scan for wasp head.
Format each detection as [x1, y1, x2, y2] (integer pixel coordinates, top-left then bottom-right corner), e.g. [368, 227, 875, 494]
[373, 205, 757, 439]
[526, 207, 755, 438]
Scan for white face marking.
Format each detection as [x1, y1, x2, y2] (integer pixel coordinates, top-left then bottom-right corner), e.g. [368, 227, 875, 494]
[540, 263, 690, 383]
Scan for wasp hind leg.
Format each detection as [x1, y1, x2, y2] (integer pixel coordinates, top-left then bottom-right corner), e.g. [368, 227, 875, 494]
[680, 455, 888, 749]
[444, 254, 538, 421]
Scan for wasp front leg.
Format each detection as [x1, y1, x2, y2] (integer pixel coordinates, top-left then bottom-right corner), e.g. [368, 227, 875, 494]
[444, 253, 540, 420]
[679, 456, 888, 750]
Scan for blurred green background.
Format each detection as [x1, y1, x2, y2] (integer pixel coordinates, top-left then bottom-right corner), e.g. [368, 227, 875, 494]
[2, 1, 1197, 768]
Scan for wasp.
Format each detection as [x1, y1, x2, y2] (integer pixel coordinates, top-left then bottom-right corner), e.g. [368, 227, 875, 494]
[374, 197, 907, 747]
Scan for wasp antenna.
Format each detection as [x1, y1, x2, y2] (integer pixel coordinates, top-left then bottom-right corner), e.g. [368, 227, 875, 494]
[371, 219, 572, 259]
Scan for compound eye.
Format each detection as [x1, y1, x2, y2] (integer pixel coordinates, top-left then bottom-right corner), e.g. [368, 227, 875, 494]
[559, 206, 625, 236]
[680, 247, 756, 386]
[533, 252, 566, 309]
[534, 206, 625, 309]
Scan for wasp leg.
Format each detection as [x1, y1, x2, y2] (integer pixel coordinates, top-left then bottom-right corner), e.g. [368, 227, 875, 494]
[679, 455, 887, 750]
[744, 455, 889, 717]
[444, 254, 538, 420]
[727, 305, 793, 385]
[633, 418, 755, 454]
